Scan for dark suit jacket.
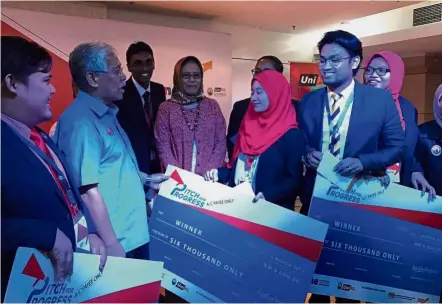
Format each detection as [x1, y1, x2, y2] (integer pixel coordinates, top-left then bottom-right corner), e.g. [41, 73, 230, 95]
[218, 128, 305, 211]
[299, 81, 405, 214]
[227, 98, 300, 159]
[398, 96, 419, 187]
[413, 120, 442, 196]
[1, 122, 96, 299]
[115, 78, 166, 174]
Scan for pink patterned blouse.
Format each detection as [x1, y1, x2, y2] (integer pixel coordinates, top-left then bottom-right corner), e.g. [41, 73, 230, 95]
[154, 97, 227, 176]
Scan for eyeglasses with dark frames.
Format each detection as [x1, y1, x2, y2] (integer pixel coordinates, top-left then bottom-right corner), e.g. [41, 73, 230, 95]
[364, 67, 391, 76]
[317, 57, 351, 67]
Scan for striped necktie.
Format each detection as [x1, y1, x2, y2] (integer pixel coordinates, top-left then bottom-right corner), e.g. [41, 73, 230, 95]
[329, 93, 341, 157]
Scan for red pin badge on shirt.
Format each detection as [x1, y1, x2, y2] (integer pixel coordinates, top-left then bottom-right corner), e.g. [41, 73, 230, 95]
[107, 129, 113, 135]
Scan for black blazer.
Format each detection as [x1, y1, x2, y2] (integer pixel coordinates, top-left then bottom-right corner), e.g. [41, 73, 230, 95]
[218, 128, 305, 211]
[227, 98, 301, 159]
[115, 78, 166, 174]
[1, 122, 95, 300]
[413, 120, 442, 195]
[398, 95, 419, 187]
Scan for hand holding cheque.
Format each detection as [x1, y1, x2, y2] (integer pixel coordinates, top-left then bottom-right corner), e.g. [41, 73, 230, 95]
[204, 169, 266, 203]
[4, 248, 164, 303]
[309, 152, 442, 303]
[151, 165, 328, 303]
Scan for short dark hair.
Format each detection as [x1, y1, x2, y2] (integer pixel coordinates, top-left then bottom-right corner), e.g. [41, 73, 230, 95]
[1, 36, 52, 83]
[257, 55, 284, 73]
[317, 30, 363, 75]
[126, 41, 154, 65]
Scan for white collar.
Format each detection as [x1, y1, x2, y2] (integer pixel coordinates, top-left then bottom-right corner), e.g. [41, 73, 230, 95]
[328, 79, 355, 101]
[132, 77, 151, 97]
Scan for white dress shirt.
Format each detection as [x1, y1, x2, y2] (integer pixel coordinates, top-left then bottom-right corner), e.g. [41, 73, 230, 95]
[132, 78, 151, 107]
[321, 80, 355, 160]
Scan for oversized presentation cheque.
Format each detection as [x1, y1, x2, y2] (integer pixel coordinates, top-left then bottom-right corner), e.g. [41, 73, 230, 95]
[4, 247, 164, 303]
[149, 166, 329, 303]
[309, 152, 442, 303]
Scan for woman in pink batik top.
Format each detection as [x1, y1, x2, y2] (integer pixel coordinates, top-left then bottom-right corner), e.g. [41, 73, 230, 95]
[154, 56, 226, 176]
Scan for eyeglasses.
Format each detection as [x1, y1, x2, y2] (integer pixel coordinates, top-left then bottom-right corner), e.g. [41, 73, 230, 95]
[251, 68, 271, 76]
[182, 73, 201, 80]
[317, 57, 350, 67]
[92, 66, 124, 76]
[364, 67, 390, 76]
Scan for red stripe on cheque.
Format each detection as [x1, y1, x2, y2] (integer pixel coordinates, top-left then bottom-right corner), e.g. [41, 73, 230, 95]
[82, 280, 161, 303]
[192, 206, 323, 262]
[345, 203, 442, 230]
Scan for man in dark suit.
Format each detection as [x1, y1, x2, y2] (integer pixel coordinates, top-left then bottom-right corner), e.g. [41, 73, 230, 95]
[115, 42, 166, 175]
[1, 37, 106, 301]
[227, 55, 300, 159]
[300, 30, 405, 303]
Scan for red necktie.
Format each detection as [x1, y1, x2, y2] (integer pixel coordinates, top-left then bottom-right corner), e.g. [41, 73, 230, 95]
[30, 128, 79, 217]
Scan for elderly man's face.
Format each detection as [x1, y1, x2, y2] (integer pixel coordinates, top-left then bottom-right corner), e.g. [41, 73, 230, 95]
[96, 54, 127, 102]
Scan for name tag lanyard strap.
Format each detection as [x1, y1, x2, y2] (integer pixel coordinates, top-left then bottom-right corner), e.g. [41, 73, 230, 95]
[12, 129, 80, 220]
[324, 91, 354, 146]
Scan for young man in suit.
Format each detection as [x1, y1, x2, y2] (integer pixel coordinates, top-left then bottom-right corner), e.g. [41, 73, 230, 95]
[1, 37, 107, 300]
[300, 30, 405, 303]
[115, 42, 166, 175]
[227, 55, 301, 159]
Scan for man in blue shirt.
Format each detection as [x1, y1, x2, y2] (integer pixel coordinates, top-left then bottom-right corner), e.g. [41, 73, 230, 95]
[54, 42, 168, 259]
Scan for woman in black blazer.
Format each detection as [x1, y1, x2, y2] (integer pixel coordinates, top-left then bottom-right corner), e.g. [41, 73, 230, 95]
[205, 70, 305, 210]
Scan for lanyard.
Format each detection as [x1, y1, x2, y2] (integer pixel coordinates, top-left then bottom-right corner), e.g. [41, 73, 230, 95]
[325, 90, 354, 137]
[12, 128, 78, 209]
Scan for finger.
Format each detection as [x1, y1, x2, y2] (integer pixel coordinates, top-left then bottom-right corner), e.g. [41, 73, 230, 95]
[252, 193, 262, 203]
[99, 246, 107, 272]
[333, 161, 345, 172]
[430, 187, 436, 201]
[304, 157, 312, 168]
[411, 179, 418, 190]
[311, 153, 321, 162]
[91, 243, 99, 255]
[50, 256, 58, 282]
[384, 177, 390, 188]
[335, 164, 348, 175]
[348, 167, 359, 176]
[415, 180, 423, 192]
[160, 175, 170, 182]
[66, 251, 73, 277]
[385, 177, 390, 188]
[343, 165, 358, 176]
[55, 256, 65, 282]
[311, 158, 320, 168]
[379, 177, 385, 188]
[214, 171, 218, 182]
